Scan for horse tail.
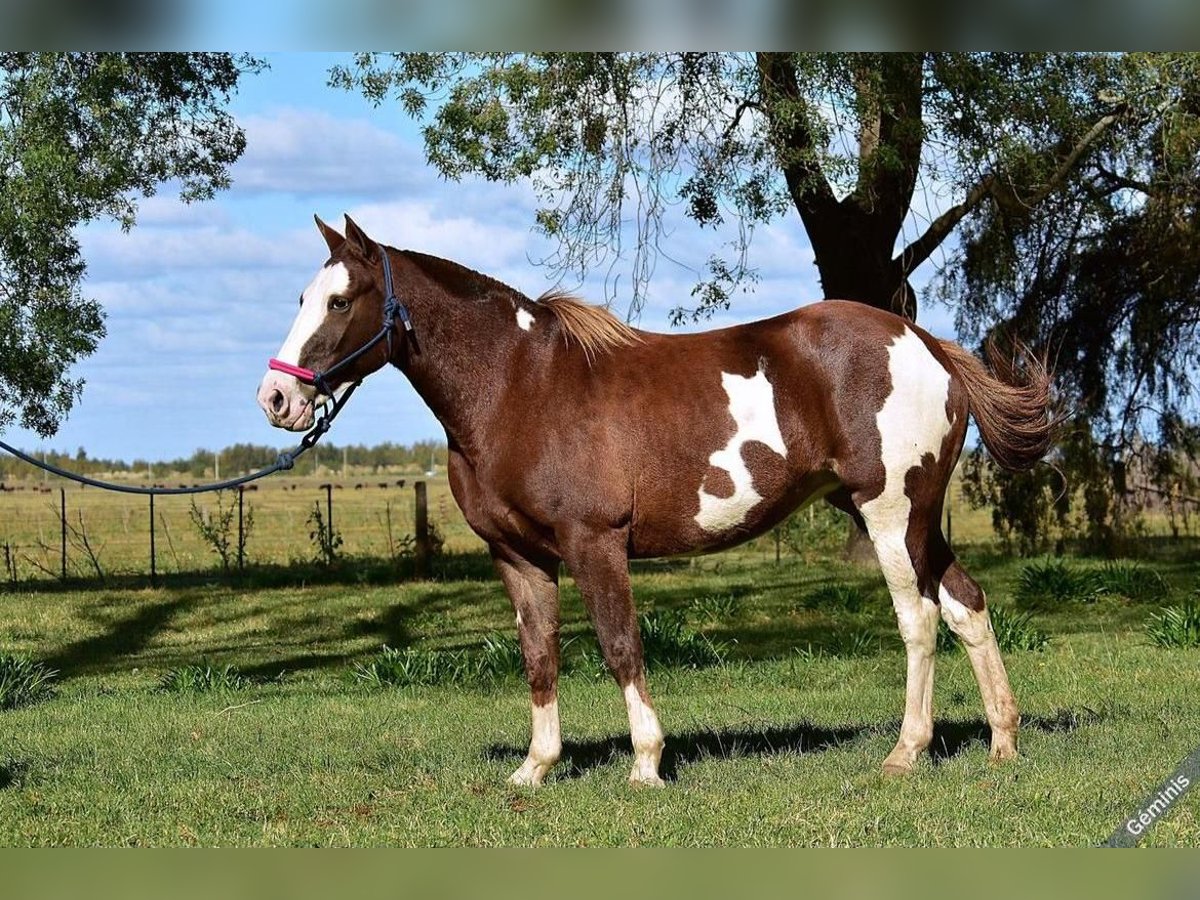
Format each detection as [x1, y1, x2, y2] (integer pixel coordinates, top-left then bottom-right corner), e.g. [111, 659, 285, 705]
[937, 338, 1057, 472]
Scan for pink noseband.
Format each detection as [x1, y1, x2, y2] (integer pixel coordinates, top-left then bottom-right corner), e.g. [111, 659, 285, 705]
[268, 358, 317, 384]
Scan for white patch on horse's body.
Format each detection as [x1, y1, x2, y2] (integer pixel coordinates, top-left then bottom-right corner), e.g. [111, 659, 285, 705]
[275, 262, 351, 366]
[516, 307, 534, 331]
[623, 684, 664, 786]
[508, 699, 561, 786]
[857, 326, 953, 771]
[694, 368, 787, 533]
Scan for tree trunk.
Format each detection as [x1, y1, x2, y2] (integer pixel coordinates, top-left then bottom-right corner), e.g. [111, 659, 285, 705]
[843, 524, 878, 567]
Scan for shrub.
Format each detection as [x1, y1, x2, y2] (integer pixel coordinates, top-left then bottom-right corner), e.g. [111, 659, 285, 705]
[1015, 558, 1100, 607]
[0, 653, 58, 710]
[1093, 561, 1169, 603]
[188, 492, 253, 573]
[476, 634, 526, 681]
[1146, 600, 1200, 649]
[159, 661, 250, 694]
[990, 606, 1050, 652]
[637, 610, 729, 670]
[306, 501, 343, 566]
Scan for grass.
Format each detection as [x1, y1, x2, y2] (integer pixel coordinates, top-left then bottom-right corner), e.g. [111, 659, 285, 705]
[0, 653, 57, 710]
[159, 661, 252, 694]
[1015, 558, 1102, 607]
[354, 634, 526, 688]
[688, 593, 742, 623]
[1, 540, 1198, 846]
[1145, 599, 1200, 649]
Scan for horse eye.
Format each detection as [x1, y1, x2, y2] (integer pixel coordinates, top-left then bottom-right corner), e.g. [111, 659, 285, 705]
[329, 296, 350, 312]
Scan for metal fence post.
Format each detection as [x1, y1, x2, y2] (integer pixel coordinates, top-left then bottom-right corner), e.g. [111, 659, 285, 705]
[59, 487, 67, 580]
[237, 486, 245, 573]
[414, 481, 429, 578]
[149, 493, 157, 587]
[325, 482, 334, 547]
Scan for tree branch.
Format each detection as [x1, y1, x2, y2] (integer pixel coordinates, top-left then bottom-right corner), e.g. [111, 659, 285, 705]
[755, 52, 838, 221]
[898, 103, 1128, 275]
[1095, 163, 1152, 195]
[898, 172, 995, 274]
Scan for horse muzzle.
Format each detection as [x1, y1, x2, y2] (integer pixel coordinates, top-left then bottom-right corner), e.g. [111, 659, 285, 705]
[257, 369, 317, 432]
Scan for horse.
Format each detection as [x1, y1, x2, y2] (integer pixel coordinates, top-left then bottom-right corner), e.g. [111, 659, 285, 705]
[257, 214, 1055, 787]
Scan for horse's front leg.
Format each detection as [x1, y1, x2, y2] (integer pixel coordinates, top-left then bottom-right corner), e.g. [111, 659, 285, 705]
[491, 546, 561, 786]
[559, 524, 665, 787]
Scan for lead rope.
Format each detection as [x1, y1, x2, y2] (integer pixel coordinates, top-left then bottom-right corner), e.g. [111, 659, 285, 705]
[0, 380, 359, 496]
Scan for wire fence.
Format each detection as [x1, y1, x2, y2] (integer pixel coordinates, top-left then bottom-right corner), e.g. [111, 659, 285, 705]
[0, 474, 476, 587]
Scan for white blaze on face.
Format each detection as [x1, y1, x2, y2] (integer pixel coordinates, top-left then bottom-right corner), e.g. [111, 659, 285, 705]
[274, 261, 352, 366]
[516, 307, 535, 331]
[694, 367, 787, 533]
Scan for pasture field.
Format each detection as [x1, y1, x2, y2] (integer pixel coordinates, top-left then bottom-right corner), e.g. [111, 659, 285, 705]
[1, 535, 1198, 846]
[0, 467, 1011, 583]
[0, 473, 484, 581]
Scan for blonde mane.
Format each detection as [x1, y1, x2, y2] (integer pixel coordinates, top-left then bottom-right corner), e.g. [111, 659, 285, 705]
[535, 290, 642, 362]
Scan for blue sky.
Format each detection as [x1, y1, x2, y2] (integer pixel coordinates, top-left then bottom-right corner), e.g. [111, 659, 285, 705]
[7, 52, 956, 462]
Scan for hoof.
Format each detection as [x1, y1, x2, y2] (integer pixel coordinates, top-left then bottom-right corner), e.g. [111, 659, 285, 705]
[629, 772, 666, 788]
[881, 745, 921, 776]
[508, 758, 552, 787]
[989, 742, 1018, 764]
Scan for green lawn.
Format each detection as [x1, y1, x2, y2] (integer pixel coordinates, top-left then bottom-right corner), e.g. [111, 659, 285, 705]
[1, 544, 1198, 846]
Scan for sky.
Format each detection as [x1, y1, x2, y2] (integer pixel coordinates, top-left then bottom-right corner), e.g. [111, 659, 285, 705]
[6, 52, 957, 462]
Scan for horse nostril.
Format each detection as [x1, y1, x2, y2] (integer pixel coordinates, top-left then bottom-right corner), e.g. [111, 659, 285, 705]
[270, 389, 286, 414]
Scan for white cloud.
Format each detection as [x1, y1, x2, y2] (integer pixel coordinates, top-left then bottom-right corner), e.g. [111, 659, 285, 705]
[231, 109, 428, 196]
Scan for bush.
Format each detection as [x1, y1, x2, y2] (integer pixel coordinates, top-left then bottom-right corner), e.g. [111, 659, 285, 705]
[0, 653, 58, 710]
[159, 661, 250, 694]
[1015, 558, 1101, 607]
[476, 634, 526, 681]
[1093, 561, 1169, 603]
[637, 610, 729, 670]
[1146, 600, 1200, 649]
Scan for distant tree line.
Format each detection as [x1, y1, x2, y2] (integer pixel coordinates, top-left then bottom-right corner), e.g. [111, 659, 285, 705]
[0, 440, 449, 482]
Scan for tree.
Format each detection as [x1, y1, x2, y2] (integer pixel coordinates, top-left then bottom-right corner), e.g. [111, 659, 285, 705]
[334, 52, 1199, 550]
[0, 52, 263, 437]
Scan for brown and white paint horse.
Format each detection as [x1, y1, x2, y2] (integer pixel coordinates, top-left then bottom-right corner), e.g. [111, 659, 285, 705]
[258, 215, 1054, 786]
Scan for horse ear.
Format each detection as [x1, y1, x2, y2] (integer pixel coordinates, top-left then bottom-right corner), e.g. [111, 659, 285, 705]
[314, 214, 345, 254]
[342, 214, 378, 262]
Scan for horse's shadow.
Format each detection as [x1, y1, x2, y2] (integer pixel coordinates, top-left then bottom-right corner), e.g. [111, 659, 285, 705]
[487, 720, 869, 782]
[486, 707, 1105, 782]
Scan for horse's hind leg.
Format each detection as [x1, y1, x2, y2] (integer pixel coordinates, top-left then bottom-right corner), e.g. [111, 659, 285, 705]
[559, 524, 664, 787]
[933, 538, 1019, 761]
[854, 492, 941, 775]
[492, 547, 561, 785]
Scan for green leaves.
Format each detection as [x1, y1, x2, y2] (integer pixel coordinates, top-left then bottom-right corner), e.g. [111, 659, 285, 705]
[0, 52, 262, 436]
